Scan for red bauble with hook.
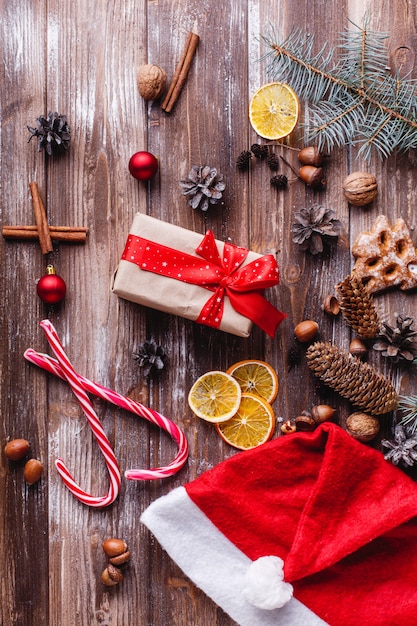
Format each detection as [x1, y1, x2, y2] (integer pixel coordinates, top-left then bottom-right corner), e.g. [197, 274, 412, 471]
[128, 151, 158, 181]
[37, 265, 66, 304]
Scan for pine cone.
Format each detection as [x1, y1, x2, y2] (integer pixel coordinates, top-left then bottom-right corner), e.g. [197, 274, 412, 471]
[134, 340, 167, 377]
[336, 274, 380, 339]
[267, 152, 280, 170]
[306, 341, 398, 415]
[270, 174, 288, 189]
[382, 423, 417, 467]
[251, 143, 268, 159]
[179, 165, 225, 212]
[373, 314, 417, 362]
[291, 204, 341, 255]
[27, 112, 70, 155]
[236, 150, 252, 170]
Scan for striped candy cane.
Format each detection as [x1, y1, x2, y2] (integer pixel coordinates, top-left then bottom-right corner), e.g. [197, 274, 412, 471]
[35, 320, 121, 507]
[24, 320, 188, 489]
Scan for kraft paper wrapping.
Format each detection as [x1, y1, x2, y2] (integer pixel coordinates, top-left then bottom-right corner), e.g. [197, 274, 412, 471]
[112, 213, 275, 337]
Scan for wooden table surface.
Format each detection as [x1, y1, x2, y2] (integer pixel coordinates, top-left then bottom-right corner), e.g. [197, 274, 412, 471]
[2, 0, 417, 624]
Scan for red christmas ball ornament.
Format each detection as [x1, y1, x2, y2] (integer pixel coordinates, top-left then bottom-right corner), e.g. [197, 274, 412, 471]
[128, 151, 158, 181]
[37, 265, 66, 304]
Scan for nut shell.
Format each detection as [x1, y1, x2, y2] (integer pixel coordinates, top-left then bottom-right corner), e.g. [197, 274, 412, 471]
[23, 458, 43, 484]
[295, 414, 316, 431]
[342, 172, 377, 206]
[323, 295, 340, 316]
[109, 550, 131, 566]
[346, 412, 380, 442]
[4, 438, 30, 461]
[137, 64, 167, 101]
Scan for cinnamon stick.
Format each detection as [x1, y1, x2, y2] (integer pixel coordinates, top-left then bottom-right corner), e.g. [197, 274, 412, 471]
[161, 31, 199, 113]
[2, 225, 88, 243]
[29, 181, 53, 254]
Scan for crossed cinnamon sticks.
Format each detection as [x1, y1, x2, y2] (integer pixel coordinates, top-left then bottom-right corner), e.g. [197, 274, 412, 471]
[2, 182, 88, 253]
[161, 31, 199, 113]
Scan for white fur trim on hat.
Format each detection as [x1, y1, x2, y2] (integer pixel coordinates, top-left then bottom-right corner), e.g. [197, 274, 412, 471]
[141, 486, 328, 626]
[243, 556, 293, 610]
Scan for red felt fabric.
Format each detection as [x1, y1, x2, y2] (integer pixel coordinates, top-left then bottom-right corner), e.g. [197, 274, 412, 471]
[185, 422, 417, 626]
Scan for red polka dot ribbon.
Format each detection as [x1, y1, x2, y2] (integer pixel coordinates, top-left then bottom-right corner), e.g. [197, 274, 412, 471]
[122, 230, 287, 337]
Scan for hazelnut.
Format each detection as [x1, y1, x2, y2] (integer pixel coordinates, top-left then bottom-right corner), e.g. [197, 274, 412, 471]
[102, 538, 128, 557]
[281, 420, 297, 435]
[349, 337, 368, 359]
[4, 438, 30, 461]
[298, 146, 324, 167]
[294, 320, 319, 343]
[342, 172, 377, 206]
[106, 563, 124, 583]
[311, 405, 336, 424]
[323, 295, 340, 316]
[101, 568, 119, 587]
[346, 412, 380, 442]
[137, 64, 167, 101]
[295, 413, 316, 431]
[23, 458, 43, 484]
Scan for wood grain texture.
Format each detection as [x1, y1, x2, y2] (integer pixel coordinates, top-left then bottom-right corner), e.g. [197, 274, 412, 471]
[1, 1, 417, 624]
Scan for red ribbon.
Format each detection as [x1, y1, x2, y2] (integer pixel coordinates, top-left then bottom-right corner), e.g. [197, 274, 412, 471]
[121, 231, 287, 337]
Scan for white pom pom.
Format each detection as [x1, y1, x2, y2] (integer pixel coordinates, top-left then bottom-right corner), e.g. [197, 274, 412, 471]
[243, 556, 293, 610]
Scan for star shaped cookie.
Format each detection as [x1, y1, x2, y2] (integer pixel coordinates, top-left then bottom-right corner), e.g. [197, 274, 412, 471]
[351, 215, 417, 294]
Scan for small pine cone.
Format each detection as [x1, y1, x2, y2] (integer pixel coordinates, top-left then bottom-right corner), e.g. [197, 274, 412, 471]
[236, 150, 252, 170]
[27, 111, 70, 155]
[251, 143, 268, 159]
[306, 341, 398, 415]
[270, 174, 288, 189]
[267, 152, 280, 171]
[336, 274, 380, 339]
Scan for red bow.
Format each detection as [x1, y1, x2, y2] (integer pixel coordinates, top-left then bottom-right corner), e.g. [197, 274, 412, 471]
[122, 231, 286, 337]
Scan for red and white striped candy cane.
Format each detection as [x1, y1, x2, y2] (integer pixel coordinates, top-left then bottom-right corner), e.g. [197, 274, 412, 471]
[35, 320, 121, 507]
[24, 320, 188, 485]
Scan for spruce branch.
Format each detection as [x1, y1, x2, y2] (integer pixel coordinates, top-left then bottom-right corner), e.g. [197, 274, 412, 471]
[261, 15, 417, 160]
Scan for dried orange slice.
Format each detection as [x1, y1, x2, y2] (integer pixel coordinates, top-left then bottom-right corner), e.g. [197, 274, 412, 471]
[215, 393, 276, 450]
[249, 82, 299, 140]
[226, 360, 279, 404]
[188, 371, 242, 423]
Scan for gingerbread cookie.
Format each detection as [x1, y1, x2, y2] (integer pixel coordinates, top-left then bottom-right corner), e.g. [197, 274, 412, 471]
[351, 215, 417, 294]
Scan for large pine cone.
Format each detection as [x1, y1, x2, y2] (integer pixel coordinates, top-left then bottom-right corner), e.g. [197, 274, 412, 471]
[306, 341, 398, 415]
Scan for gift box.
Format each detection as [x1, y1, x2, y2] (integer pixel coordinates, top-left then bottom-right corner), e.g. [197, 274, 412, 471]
[112, 214, 286, 337]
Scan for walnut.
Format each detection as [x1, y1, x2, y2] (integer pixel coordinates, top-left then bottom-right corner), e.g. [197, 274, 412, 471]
[137, 64, 167, 101]
[346, 412, 380, 442]
[342, 171, 378, 206]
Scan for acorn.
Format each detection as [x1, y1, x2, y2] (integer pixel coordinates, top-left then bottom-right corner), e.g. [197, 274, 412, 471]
[298, 165, 326, 188]
[298, 146, 324, 167]
[4, 438, 30, 461]
[311, 404, 336, 424]
[349, 337, 368, 359]
[294, 320, 319, 343]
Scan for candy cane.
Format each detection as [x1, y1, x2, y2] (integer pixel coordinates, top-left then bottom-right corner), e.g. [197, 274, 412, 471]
[24, 321, 188, 484]
[32, 320, 121, 507]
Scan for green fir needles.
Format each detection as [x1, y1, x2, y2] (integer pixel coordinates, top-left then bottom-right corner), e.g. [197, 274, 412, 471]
[262, 15, 417, 160]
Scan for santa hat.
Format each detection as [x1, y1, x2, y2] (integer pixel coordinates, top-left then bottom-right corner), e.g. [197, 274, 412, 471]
[141, 422, 417, 626]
